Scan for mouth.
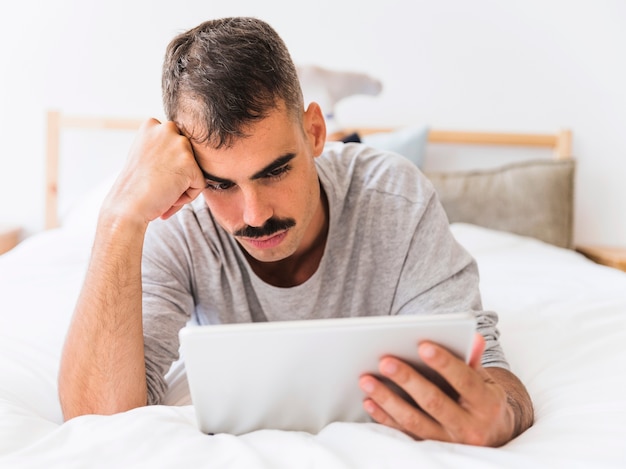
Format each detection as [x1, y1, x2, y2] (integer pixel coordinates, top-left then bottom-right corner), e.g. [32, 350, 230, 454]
[240, 229, 289, 250]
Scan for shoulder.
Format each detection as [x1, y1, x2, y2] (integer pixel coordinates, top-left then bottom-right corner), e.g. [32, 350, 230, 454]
[317, 142, 436, 207]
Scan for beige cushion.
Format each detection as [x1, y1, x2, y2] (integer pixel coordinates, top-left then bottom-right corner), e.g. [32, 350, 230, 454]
[425, 159, 576, 248]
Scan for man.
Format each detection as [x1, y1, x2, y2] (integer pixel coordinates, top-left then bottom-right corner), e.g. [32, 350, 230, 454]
[58, 17, 533, 446]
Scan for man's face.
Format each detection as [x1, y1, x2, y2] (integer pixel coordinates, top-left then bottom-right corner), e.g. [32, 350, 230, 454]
[188, 102, 327, 264]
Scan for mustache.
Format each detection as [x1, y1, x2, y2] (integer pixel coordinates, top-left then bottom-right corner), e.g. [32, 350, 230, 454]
[233, 217, 296, 238]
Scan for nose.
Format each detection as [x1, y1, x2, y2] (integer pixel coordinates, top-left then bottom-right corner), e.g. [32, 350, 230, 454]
[242, 187, 273, 228]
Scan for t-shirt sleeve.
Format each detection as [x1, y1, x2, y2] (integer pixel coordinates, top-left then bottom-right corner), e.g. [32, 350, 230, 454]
[393, 188, 509, 370]
[142, 218, 195, 405]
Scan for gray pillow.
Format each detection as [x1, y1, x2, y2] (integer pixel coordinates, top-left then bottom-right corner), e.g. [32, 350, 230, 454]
[362, 126, 429, 168]
[424, 159, 576, 248]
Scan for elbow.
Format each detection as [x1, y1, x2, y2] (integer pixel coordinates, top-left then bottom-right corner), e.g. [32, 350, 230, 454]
[58, 377, 148, 422]
[60, 392, 149, 422]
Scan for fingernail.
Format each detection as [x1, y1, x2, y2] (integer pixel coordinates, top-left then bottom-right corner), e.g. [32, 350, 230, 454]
[363, 400, 375, 414]
[381, 359, 397, 375]
[420, 343, 436, 359]
[360, 378, 375, 393]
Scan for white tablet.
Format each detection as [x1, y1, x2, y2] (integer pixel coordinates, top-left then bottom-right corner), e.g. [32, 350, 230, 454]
[179, 312, 476, 435]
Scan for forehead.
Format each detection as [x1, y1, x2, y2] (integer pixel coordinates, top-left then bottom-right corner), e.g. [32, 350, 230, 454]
[188, 106, 305, 180]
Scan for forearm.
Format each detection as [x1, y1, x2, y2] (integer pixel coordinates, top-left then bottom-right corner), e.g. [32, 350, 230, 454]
[59, 214, 149, 420]
[485, 367, 534, 440]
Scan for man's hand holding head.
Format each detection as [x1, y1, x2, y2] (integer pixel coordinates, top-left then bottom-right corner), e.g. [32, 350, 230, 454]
[101, 118, 206, 227]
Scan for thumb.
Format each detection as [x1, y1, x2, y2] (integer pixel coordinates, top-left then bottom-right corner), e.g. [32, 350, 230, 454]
[468, 333, 486, 369]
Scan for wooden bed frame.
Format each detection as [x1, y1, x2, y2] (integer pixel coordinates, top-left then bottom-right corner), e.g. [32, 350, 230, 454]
[45, 110, 572, 229]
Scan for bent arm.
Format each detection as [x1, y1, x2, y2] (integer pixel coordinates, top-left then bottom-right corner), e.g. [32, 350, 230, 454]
[58, 119, 206, 420]
[58, 215, 149, 420]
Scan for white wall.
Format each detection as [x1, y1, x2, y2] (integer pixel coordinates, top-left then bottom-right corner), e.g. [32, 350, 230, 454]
[1, 0, 625, 246]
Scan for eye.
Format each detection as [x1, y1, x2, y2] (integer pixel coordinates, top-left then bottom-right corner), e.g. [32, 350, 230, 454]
[266, 164, 291, 180]
[205, 180, 235, 192]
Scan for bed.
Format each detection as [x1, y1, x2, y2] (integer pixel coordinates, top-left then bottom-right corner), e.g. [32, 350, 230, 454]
[1, 112, 625, 468]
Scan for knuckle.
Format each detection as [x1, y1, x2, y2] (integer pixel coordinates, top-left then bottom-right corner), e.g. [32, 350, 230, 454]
[421, 391, 446, 416]
[396, 410, 422, 433]
[457, 371, 476, 392]
[141, 118, 158, 130]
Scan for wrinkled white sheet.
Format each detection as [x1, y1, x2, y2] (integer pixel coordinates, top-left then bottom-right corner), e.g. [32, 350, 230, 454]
[1, 223, 625, 468]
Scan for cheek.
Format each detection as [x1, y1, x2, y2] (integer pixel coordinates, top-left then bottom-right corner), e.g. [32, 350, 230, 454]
[281, 177, 313, 217]
[203, 192, 242, 229]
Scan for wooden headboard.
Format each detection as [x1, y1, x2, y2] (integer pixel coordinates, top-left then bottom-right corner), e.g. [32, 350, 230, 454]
[45, 109, 572, 229]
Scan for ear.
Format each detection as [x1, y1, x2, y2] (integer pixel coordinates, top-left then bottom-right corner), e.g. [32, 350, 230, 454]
[303, 102, 327, 157]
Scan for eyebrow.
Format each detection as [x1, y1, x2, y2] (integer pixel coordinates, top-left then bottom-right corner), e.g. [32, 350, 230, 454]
[201, 153, 297, 184]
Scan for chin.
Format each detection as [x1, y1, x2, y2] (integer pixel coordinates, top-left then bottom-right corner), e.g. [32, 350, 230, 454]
[246, 247, 293, 264]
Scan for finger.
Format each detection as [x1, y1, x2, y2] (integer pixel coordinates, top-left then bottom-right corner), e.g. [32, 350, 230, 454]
[160, 187, 204, 220]
[160, 205, 184, 220]
[359, 374, 448, 441]
[173, 186, 205, 207]
[418, 342, 488, 407]
[361, 397, 406, 434]
[376, 357, 469, 439]
[175, 134, 207, 196]
[188, 167, 207, 195]
[138, 117, 162, 131]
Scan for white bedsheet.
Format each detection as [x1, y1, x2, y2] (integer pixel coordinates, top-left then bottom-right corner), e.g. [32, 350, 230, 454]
[1, 223, 625, 468]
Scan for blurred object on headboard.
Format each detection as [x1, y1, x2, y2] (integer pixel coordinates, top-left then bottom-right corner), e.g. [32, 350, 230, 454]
[45, 110, 573, 248]
[296, 65, 383, 135]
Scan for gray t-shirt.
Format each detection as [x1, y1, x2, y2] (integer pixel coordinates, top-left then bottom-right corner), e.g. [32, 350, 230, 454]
[141, 142, 508, 405]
